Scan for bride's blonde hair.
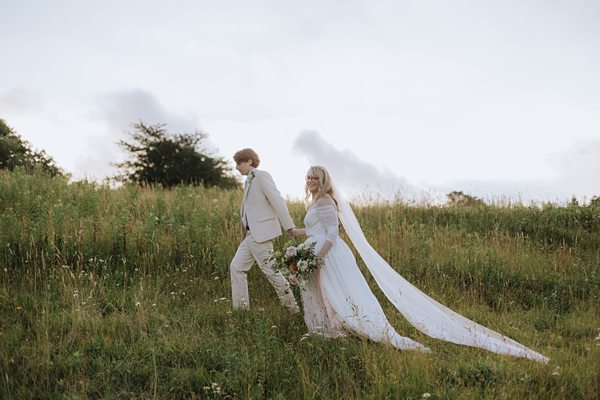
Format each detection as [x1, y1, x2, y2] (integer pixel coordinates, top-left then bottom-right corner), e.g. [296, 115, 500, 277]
[304, 165, 337, 209]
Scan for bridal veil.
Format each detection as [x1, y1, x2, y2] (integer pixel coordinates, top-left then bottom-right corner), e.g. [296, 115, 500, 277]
[331, 184, 549, 363]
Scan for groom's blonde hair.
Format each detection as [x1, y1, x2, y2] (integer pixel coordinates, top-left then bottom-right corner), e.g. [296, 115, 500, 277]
[233, 148, 260, 167]
[305, 165, 336, 208]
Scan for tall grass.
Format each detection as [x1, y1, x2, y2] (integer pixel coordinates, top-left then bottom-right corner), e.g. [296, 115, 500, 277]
[1, 170, 599, 399]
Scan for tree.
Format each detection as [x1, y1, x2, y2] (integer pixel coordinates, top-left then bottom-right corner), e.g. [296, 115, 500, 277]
[0, 118, 63, 176]
[115, 121, 238, 189]
[446, 190, 486, 207]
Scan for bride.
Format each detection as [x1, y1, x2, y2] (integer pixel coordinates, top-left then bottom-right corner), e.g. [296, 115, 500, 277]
[292, 165, 549, 363]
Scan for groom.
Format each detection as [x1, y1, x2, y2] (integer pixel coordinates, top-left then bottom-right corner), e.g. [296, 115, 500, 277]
[229, 148, 300, 312]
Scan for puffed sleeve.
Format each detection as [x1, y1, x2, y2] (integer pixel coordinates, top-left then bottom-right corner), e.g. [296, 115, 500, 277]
[316, 204, 339, 243]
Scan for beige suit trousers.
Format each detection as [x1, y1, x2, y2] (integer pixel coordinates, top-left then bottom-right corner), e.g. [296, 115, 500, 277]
[230, 231, 299, 312]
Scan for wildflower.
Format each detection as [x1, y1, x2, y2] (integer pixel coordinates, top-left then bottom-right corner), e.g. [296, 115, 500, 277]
[135, 301, 141, 307]
[211, 382, 222, 395]
[422, 394, 431, 399]
[213, 276, 220, 280]
[271, 325, 277, 329]
[300, 333, 310, 342]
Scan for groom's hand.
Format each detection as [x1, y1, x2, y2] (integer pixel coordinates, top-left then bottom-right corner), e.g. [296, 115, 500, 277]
[287, 228, 297, 238]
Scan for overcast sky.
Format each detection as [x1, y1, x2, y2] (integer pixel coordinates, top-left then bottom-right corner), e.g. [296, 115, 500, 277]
[1, 0, 599, 203]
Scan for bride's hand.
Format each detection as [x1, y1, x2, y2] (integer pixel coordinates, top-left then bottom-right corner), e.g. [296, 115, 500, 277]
[294, 228, 307, 237]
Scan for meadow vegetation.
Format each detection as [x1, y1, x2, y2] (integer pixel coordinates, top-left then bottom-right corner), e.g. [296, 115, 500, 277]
[1, 170, 599, 399]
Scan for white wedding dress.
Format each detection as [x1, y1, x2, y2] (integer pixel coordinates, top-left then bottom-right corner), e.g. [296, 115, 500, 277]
[300, 193, 549, 363]
[301, 198, 429, 351]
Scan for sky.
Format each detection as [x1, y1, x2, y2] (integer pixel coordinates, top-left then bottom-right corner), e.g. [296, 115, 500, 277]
[1, 0, 599, 204]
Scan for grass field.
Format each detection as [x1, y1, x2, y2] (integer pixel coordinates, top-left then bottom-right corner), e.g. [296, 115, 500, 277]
[1, 170, 599, 399]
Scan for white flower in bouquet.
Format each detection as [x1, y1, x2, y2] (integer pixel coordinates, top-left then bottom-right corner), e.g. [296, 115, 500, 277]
[298, 260, 308, 272]
[285, 246, 298, 258]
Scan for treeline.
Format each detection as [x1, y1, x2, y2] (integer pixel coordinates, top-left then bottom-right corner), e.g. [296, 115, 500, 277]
[0, 118, 239, 189]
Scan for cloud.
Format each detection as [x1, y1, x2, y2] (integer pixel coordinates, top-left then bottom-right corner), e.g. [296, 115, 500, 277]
[293, 131, 600, 205]
[0, 89, 44, 114]
[94, 88, 199, 134]
[292, 130, 423, 202]
[74, 89, 204, 181]
[552, 139, 600, 198]
[436, 139, 600, 204]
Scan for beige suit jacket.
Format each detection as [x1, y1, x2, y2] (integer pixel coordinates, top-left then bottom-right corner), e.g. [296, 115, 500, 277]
[240, 169, 295, 243]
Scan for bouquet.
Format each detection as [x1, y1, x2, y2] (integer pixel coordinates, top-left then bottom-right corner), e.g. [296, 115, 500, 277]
[268, 240, 320, 286]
